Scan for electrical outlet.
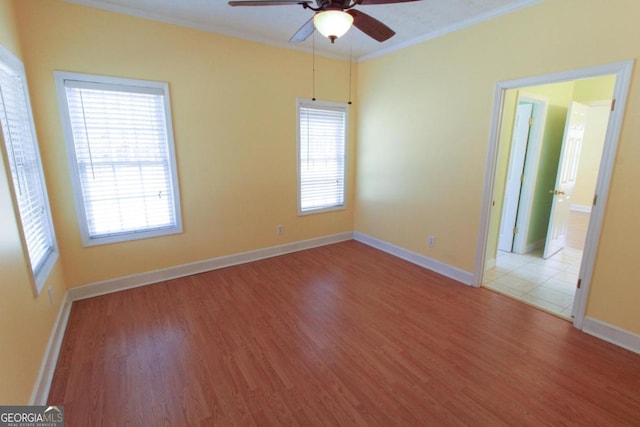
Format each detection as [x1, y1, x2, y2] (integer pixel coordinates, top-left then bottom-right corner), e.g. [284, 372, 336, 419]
[428, 236, 436, 247]
[276, 225, 284, 235]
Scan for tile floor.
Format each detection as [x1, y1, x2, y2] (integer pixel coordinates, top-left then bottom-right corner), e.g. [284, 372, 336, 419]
[484, 210, 589, 320]
[484, 248, 582, 320]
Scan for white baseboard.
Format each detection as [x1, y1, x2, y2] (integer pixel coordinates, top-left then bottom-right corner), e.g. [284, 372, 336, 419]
[353, 232, 474, 285]
[32, 232, 352, 405]
[30, 291, 72, 405]
[582, 316, 640, 355]
[571, 204, 592, 213]
[31, 233, 639, 406]
[68, 232, 353, 301]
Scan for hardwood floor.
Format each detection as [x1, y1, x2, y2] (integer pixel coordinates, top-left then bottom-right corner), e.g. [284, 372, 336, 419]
[48, 241, 640, 426]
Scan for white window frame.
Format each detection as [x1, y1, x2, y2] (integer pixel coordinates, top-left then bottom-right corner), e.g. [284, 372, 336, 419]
[0, 44, 58, 295]
[54, 71, 182, 246]
[296, 98, 348, 215]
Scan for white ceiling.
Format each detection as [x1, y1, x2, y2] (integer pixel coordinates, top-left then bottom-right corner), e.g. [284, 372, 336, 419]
[63, 0, 541, 61]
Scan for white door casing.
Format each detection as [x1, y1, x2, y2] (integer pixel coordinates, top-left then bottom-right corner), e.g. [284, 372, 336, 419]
[474, 60, 633, 331]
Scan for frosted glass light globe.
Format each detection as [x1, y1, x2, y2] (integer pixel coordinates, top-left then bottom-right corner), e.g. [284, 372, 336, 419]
[313, 10, 354, 43]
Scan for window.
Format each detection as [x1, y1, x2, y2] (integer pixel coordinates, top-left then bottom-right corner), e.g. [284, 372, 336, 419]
[0, 45, 58, 294]
[297, 99, 348, 214]
[55, 72, 182, 246]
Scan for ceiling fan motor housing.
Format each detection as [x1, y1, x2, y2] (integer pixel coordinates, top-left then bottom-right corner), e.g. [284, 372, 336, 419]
[229, 0, 412, 43]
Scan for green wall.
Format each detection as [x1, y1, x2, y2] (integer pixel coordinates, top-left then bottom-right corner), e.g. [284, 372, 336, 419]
[574, 75, 616, 103]
[521, 81, 574, 246]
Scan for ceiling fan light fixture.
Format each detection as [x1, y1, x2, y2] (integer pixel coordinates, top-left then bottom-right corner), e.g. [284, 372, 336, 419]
[313, 10, 354, 43]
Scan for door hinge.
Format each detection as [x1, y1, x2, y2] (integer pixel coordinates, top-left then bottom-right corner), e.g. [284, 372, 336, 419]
[577, 278, 582, 289]
[520, 174, 524, 183]
[611, 99, 616, 111]
[513, 227, 518, 234]
[528, 118, 534, 126]
[593, 194, 598, 206]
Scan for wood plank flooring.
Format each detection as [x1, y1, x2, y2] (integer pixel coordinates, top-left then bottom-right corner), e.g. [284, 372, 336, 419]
[48, 241, 640, 426]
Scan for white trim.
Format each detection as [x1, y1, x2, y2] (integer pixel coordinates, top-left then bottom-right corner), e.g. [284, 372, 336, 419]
[570, 204, 592, 213]
[69, 232, 353, 301]
[29, 292, 72, 405]
[353, 232, 474, 286]
[485, 257, 496, 270]
[359, 0, 543, 62]
[572, 61, 634, 329]
[54, 71, 183, 247]
[585, 100, 614, 108]
[474, 81, 506, 288]
[474, 60, 635, 330]
[61, 0, 541, 63]
[28, 235, 639, 405]
[296, 98, 349, 216]
[487, 61, 632, 93]
[59, 0, 347, 61]
[35, 233, 352, 400]
[582, 317, 640, 355]
[0, 44, 60, 296]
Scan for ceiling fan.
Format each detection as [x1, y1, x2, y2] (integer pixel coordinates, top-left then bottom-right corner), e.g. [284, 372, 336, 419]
[228, 0, 421, 44]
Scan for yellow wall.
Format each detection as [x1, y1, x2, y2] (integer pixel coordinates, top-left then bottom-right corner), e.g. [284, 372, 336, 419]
[14, 0, 357, 287]
[0, 0, 67, 405]
[0, 0, 18, 52]
[3, 0, 639, 404]
[356, 0, 640, 334]
[574, 75, 616, 104]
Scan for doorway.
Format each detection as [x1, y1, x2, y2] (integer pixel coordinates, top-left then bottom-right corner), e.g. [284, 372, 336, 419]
[474, 60, 634, 329]
[486, 82, 613, 319]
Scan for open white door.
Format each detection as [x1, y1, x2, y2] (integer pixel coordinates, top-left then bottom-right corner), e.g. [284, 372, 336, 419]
[498, 102, 533, 252]
[543, 101, 588, 259]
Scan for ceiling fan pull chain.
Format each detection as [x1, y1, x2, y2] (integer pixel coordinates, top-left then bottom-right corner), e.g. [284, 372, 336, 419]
[312, 31, 316, 101]
[348, 31, 353, 105]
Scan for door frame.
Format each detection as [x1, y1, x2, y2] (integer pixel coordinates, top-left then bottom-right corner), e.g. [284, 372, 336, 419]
[473, 60, 634, 330]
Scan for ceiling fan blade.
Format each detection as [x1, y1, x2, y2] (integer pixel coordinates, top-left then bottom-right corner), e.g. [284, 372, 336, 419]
[289, 16, 316, 43]
[357, 0, 420, 4]
[347, 9, 395, 42]
[228, 1, 310, 6]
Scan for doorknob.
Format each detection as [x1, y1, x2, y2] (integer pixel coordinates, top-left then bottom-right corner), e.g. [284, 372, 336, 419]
[549, 189, 565, 195]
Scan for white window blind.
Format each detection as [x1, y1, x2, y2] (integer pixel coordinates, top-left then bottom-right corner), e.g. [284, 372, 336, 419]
[0, 47, 57, 293]
[297, 100, 347, 214]
[56, 73, 182, 245]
